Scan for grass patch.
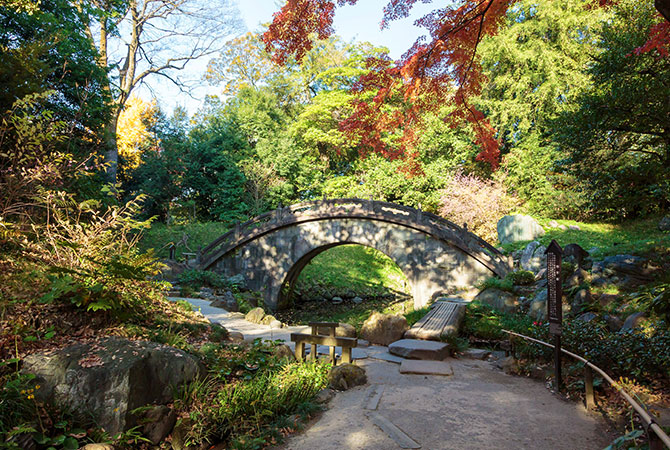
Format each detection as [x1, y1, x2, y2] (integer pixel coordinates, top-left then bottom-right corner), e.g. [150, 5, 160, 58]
[294, 245, 409, 299]
[137, 222, 230, 260]
[500, 216, 670, 257]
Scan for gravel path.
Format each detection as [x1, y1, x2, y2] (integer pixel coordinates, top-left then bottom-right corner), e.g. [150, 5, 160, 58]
[174, 297, 613, 450]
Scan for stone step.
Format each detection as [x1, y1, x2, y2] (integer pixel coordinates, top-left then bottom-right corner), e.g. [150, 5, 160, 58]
[399, 360, 454, 376]
[403, 299, 466, 341]
[388, 339, 450, 360]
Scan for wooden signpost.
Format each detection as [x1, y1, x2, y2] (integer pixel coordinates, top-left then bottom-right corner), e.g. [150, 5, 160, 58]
[545, 240, 563, 391]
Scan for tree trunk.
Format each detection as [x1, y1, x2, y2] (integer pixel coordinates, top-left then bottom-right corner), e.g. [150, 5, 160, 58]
[657, 0, 670, 22]
[104, 114, 119, 184]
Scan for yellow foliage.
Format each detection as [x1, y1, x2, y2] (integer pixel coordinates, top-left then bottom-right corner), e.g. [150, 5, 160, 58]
[116, 95, 158, 173]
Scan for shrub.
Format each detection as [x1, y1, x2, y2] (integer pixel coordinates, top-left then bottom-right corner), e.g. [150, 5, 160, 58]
[439, 172, 518, 242]
[177, 270, 228, 290]
[506, 270, 535, 286]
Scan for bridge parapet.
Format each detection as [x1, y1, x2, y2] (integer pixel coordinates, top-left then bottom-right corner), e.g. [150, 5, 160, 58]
[198, 198, 511, 278]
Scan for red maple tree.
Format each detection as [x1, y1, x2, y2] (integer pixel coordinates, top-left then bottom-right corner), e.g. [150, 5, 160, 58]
[263, 0, 670, 169]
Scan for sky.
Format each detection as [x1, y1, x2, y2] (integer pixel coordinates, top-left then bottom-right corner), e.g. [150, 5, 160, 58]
[138, 0, 436, 116]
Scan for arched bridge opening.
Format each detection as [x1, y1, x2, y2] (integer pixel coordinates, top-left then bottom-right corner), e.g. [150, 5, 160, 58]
[197, 199, 512, 311]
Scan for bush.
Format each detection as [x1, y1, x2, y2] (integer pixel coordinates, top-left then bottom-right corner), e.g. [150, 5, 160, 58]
[463, 302, 670, 385]
[177, 270, 229, 290]
[506, 270, 535, 286]
[439, 172, 518, 242]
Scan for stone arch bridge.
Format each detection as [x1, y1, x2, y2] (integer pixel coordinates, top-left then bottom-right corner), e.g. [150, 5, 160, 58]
[197, 199, 512, 311]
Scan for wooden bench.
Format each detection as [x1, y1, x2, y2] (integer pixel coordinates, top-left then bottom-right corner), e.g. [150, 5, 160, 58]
[290, 322, 357, 365]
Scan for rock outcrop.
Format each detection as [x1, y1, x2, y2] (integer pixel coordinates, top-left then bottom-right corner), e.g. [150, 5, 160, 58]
[359, 313, 408, 346]
[23, 337, 202, 434]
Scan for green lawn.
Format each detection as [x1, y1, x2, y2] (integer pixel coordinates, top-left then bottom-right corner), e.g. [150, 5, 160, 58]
[137, 222, 230, 260]
[500, 216, 670, 257]
[294, 244, 409, 298]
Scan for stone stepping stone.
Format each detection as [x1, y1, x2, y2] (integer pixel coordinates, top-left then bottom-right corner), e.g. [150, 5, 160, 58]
[365, 346, 405, 364]
[461, 348, 491, 360]
[366, 412, 421, 449]
[388, 339, 450, 360]
[399, 360, 454, 376]
[404, 299, 466, 341]
[364, 384, 385, 410]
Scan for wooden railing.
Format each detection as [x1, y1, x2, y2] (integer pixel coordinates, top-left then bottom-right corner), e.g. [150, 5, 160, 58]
[196, 198, 512, 276]
[503, 329, 670, 449]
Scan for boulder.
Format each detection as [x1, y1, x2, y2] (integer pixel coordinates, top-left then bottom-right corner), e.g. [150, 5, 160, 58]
[317, 322, 356, 338]
[572, 289, 592, 312]
[22, 337, 202, 435]
[227, 274, 247, 289]
[328, 364, 367, 390]
[261, 314, 278, 325]
[227, 331, 245, 343]
[576, 312, 597, 323]
[360, 313, 408, 346]
[475, 288, 519, 314]
[547, 220, 560, 228]
[245, 307, 266, 324]
[210, 290, 238, 312]
[497, 215, 545, 244]
[568, 225, 581, 231]
[658, 216, 670, 232]
[388, 339, 450, 360]
[314, 388, 335, 404]
[273, 344, 295, 361]
[566, 268, 591, 289]
[461, 349, 491, 360]
[142, 405, 176, 445]
[598, 294, 619, 307]
[520, 241, 546, 273]
[621, 312, 648, 331]
[602, 255, 655, 283]
[528, 291, 547, 320]
[331, 296, 344, 305]
[352, 296, 364, 304]
[604, 314, 624, 332]
[563, 244, 590, 268]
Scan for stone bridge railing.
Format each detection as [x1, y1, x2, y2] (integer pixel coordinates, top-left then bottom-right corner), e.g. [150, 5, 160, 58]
[197, 198, 512, 278]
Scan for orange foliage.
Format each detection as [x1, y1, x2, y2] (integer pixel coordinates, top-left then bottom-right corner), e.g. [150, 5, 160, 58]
[263, 0, 669, 170]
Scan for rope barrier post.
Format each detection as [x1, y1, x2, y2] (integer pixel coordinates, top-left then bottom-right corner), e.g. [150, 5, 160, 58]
[584, 365, 596, 410]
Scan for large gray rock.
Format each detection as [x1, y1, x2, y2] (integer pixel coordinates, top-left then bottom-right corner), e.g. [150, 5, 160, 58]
[142, 405, 176, 445]
[520, 241, 540, 272]
[659, 216, 670, 232]
[497, 215, 545, 244]
[621, 312, 648, 331]
[360, 313, 408, 346]
[317, 322, 357, 338]
[388, 339, 450, 360]
[329, 364, 367, 390]
[566, 268, 591, 289]
[528, 290, 547, 320]
[572, 289, 592, 312]
[602, 255, 655, 283]
[563, 244, 590, 268]
[23, 337, 202, 435]
[475, 288, 519, 313]
[210, 290, 238, 312]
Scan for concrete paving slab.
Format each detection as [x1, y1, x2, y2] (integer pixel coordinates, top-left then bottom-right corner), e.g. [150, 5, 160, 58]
[364, 384, 385, 411]
[399, 360, 454, 376]
[388, 339, 450, 360]
[366, 412, 421, 449]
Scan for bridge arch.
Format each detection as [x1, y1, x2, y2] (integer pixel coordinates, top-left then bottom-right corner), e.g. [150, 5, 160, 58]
[197, 199, 512, 311]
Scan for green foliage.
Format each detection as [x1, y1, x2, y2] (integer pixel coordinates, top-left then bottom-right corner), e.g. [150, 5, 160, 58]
[0, 371, 36, 437]
[479, 277, 515, 293]
[463, 302, 670, 385]
[294, 245, 409, 301]
[551, 0, 670, 218]
[36, 194, 164, 313]
[137, 221, 230, 260]
[506, 270, 535, 286]
[177, 270, 229, 290]
[500, 216, 670, 258]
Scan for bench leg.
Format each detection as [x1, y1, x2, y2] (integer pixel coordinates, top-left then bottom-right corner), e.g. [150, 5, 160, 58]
[295, 342, 305, 361]
[310, 343, 317, 361]
[342, 347, 352, 364]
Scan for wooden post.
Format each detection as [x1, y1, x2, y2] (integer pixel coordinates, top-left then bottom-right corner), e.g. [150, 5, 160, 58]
[545, 240, 564, 392]
[584, 366, 596, 409]
[310, 324, 318, 361]
[329, 326, 336, 365]
[342, 347, 352, 364]
[234, 222, 241, 241]
[295, 342, 305, 361]
[169, 243, 176, 260]
[648, 431, 663, 450]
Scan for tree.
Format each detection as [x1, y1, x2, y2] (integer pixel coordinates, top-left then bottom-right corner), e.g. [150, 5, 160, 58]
[552, 0, 670, 217]
[263, 0, 670, 169]
[81, 0, 243, 183]
[116, 95, 159, 177]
